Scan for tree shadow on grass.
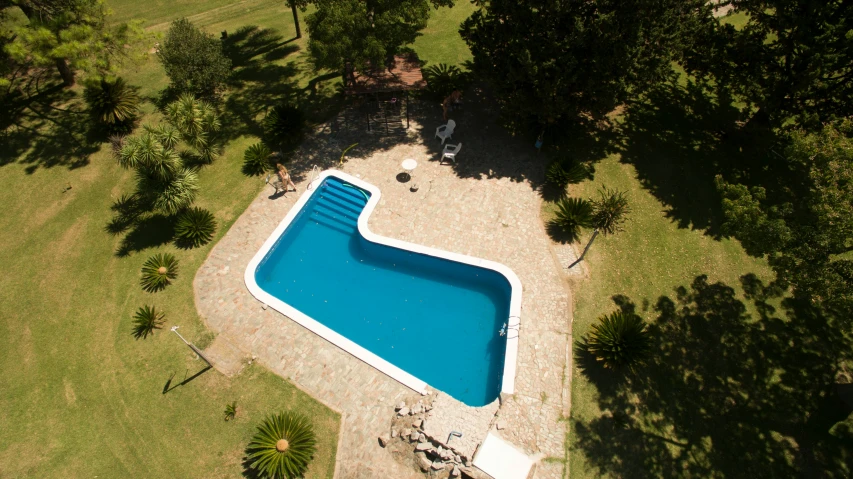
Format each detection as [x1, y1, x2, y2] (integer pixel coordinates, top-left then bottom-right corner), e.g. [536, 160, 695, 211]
[0, 72, 102, 173]
[574, 275, 853, 478]
[613, 79, 778, 238]
[111, 210, 176, 257]
[221, 25, 340, 143]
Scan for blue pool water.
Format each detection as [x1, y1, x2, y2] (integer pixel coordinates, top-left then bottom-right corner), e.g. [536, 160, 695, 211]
[254, 176, 511, 406]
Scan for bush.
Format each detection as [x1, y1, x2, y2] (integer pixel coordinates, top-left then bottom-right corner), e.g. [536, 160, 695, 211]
[550, 197, 593, 242]
[423, 63, 463, 99]
[83, 77, 140, 130]
[545, 159, 588, 190]
[175, 207, 217, 247]
[263, 104, 305, 149]
[224, 402, 237, 421]
[584, 311, 650, 369]
[247, 412, 317, 479]
[140, 253, 179, 292]
[243, 142, 273, 176]
[131, 305, 165, 339]
[158, 18, 232, 98]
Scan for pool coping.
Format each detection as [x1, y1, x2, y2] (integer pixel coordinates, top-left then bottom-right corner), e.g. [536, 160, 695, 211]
[244, 170, 522, 400]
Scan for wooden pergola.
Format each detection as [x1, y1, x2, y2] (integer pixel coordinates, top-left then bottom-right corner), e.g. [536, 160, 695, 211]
[343, 53, 427, 130]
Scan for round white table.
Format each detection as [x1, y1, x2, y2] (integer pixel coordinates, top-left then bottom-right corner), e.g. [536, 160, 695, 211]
[401, 158, 418, 179]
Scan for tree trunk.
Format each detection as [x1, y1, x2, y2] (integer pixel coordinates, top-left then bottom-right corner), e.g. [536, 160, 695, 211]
[568, 229, 599, 269]
[18, 2, 36, 20]
[289, 1, 301, 39]
[55, 57, 75, 87]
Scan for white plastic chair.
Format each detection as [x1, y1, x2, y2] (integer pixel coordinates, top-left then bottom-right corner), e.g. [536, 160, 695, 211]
[440, 143, 462, 164]
[435, 119, 456, 144]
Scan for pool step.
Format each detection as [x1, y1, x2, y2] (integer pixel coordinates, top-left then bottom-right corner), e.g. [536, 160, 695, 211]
[324, 181, 369, 205]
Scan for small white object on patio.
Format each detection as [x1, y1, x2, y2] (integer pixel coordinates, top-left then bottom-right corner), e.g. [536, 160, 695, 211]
[402, 158, 418, 175]
[472, 432, 534, 479]
[440, 143, 462, 164]
[435, 119, 456, 144]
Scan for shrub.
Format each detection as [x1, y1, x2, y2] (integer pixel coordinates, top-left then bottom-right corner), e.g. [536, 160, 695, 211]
[243, 142, 273, 176]
[224, 402, 237, 421]
[158, 18, 232, 98]
[140, 253, 179, 292]
[584, 311, 650, 369]
[132, 305, 165, 339]
[263, 104, 305, 149]
[247, 412, 317, 479]
[175, 207, 217, 247]
[550, 197, 593, 242]
[545, 159, 588, 190]
[83, 77, 140, 130]
[592, 186, 630, 235]
[423, 63, 463, 99]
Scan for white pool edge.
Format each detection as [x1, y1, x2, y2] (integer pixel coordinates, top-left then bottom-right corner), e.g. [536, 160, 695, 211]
[244, 170, 522, 400]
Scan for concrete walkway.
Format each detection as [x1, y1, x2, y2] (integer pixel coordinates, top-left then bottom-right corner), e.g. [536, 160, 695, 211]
[194, 92, 572, 478]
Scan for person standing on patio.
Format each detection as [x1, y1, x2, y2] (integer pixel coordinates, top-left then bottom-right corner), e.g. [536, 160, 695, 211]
[442, 90, 462, 120]
[276, 163, 297, 192]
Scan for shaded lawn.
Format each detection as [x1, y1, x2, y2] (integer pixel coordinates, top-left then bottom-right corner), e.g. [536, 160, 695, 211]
[546, 80, 853, 476]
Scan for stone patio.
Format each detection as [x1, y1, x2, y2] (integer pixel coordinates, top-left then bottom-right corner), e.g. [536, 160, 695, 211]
[194, 90, 573, 478]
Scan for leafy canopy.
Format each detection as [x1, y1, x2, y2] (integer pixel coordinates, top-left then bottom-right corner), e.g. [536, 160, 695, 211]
[4, 0, 147, 85]
[306, 0, 453, 72]
[718, 120, 853, 327]
[117, 95, 220, 215]
[685, 0, 853, 130]
[158, 18, 232, 99]
[460, 0, 712, 131]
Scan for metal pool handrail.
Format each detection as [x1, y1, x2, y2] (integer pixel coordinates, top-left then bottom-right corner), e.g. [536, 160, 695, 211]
[306, 165, 320, 190]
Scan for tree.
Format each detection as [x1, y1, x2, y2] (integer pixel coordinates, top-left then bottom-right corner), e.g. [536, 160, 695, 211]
[4, 0, 145, 86]
[460, 0, 713, 132]
[569, 187, 631, 268]
[158, 18, 231, 99]
[306, 0, 453, 72]
[582, 311, 650, 370]
[131, 305, 165, 339]
[685, 0, 853, 131]
[717, 120, 853, 328]
[287, 0, 309, 39]
[140, 253, 179, 292]
[116, 95, 220, 215]
[549, 197, 593, 243]
[246, 412, 317, 479]
[83, 76, 140, 130]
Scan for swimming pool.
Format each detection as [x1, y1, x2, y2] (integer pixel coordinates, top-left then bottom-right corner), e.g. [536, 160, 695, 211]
[245, 171, 521, 407]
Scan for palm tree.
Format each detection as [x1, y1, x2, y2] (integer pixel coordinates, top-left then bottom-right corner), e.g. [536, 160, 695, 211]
[242, 142, 273, 176]
[175, 207, 217, 247]
[545, 159, 589, 195]
[569, 186, 630, 268]
[131, 305, 165, 339]
[247, 412, 317, 479]
[549, 197, 593, 243]
[140, 253, 179, 292]
[83, 77, 140, 129]
[165, 94, 221, 162]
[583, 311, 650, 369]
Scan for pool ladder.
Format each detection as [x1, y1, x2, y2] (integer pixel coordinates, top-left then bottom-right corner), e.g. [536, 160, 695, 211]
[306, 165, 320, 190]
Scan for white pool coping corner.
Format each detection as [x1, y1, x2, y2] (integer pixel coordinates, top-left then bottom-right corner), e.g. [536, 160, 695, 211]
[244, 170, 523, 400]
[472, 432, 535, 479]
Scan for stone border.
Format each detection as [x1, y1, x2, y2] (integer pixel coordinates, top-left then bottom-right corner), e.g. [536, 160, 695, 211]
[244, 170, 523, 399]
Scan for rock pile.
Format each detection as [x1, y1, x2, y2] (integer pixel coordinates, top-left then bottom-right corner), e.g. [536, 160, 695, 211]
[381, 400, 469, 477]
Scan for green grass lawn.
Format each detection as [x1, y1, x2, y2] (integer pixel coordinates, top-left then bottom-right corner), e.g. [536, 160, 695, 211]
[555, 154, 775, 476]
[0, 1, 477, 478]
